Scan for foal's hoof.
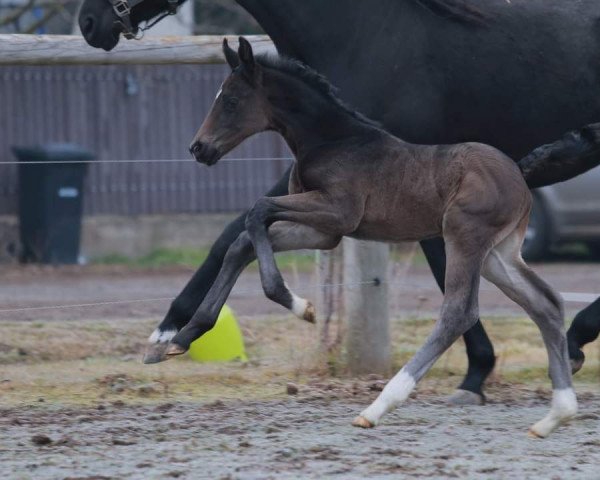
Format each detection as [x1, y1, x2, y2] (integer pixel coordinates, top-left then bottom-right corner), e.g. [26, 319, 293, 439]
[164, 343, 188, 358]
[528, 423, 554, 439]
[303, 302, 316, 324]
[527, 428, 545, 439]
[351, 416, 374, 429]
[446, 389, 485, 406]
[528, 412, 575, 439]
[143, 343, 172, 364]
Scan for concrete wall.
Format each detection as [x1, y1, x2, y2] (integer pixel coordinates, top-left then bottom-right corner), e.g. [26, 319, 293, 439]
[80, 213, 238, 260]
[0, 213, 239, 263]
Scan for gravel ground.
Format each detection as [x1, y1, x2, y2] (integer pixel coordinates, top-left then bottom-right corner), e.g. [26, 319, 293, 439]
[1, 262, 599, 479]
[1, 385, 599, 480]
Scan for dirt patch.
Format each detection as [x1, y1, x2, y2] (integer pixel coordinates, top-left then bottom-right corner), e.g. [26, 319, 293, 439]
[1, 263, 599, 478]
[1, 384, 599, 479]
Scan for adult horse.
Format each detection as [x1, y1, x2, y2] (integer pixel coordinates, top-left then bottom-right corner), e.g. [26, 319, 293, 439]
[78, 0, 600, 404]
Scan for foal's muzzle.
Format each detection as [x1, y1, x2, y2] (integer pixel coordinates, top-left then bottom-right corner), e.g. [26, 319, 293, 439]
[189, 141, 221, 166]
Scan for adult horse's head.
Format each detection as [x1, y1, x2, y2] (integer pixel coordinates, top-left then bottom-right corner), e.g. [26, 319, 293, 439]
[190, 37, 269, 166]
[78, 0, 182, 51]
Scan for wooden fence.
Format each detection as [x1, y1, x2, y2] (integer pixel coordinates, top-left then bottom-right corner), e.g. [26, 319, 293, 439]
[0, 59, 290, 216]
[0, 34, 390, 375]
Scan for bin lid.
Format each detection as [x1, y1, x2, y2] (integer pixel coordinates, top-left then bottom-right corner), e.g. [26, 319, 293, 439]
[12, 143, 95, 163]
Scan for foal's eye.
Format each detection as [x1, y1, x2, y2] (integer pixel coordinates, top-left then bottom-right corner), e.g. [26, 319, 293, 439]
[224, 97, 239, 112]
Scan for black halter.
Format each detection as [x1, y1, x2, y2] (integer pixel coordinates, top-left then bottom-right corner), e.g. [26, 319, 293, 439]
[110, 0, 179, 39]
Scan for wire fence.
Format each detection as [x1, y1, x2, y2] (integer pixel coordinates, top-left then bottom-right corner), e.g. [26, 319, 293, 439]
[1, 235, 598, 385]
[0, 156, 600, 313]
[0, 270, 596, 314]
[0, 153, 598, 312]
[0, 156, 293, 165]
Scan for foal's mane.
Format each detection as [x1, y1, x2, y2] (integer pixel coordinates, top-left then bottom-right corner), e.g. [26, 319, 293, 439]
[255, 54, 382, 129]
[415, 0, 488, 26]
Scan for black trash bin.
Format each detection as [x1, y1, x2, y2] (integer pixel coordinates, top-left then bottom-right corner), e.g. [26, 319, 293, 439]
[13, 144, 95, 264]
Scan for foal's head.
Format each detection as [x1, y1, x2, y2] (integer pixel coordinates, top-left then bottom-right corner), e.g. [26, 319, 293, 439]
[189, 37, 269, 165]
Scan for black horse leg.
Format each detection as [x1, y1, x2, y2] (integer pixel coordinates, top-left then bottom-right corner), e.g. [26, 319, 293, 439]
[143, 166, 292, 363]
[567, 296, 600, 373]
[419, 237, 496, 404]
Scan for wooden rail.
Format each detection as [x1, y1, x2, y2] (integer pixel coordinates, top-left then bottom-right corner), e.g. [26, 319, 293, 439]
[0, 34, 274, 65]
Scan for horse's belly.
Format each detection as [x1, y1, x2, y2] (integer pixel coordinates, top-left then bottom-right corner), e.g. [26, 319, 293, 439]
[351, 211, 443, 243]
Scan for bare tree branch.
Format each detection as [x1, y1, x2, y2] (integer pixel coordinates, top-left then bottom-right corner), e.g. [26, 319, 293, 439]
[0, 0, 78, 33]
[24, 4, 61, 33]
[0, 0, 36, 28]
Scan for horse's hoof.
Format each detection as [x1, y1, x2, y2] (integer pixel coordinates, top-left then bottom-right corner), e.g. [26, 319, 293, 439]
[143, 343, 171, 364]
[352, 416, 374, 429]
[303, 302, 316, 324]
[528, 414, 570, 439]
[446, 389, 485, 406]
[164, 343, 188, 357]
[528, 428, 545, 439]
[570, 356, 584, 374]
[528, 420, 554, 439]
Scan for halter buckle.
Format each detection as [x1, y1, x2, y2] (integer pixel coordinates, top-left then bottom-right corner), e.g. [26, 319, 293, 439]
[112, 0, 131, 17]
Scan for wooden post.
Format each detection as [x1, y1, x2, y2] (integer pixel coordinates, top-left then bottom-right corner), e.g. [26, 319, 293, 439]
[317, 244, 344, 354]
[343, 238, 391, 375]
[0, 34, 274, 65]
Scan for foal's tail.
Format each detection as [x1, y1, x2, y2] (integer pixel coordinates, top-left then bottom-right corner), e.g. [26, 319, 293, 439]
[518, 122, 600, 189]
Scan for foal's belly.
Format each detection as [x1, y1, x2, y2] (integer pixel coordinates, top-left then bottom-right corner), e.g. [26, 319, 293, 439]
[350, 200, 445, 243]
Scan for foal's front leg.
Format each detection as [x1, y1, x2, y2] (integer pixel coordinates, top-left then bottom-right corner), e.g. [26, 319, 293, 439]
[144, 168, 292, 363]
[245, 192, 359, 322]
[165, 222, 340, 356]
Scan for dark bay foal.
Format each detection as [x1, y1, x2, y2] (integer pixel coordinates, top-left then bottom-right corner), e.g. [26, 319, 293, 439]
[161, 37, 577, 437]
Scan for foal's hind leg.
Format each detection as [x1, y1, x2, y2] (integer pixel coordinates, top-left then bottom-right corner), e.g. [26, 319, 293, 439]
[353, 239, 488, 428]
[421, 237, 495, 405]
[482, 225, 577, 438]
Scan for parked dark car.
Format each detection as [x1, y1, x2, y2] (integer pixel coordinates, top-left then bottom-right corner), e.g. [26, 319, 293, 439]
[523, 165, 600, 260]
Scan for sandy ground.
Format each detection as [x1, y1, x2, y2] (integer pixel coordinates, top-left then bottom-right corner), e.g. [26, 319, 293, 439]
[1, 261, 599, 479]
[1, 385, 600, 480]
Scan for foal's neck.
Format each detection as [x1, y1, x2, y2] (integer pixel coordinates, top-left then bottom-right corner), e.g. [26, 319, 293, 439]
[264, 71, 380, 158]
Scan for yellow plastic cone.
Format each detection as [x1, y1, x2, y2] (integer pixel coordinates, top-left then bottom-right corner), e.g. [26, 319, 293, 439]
[188, 305, 247, 362]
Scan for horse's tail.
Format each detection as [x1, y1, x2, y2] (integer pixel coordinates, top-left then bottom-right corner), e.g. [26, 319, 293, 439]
[518, 122, 600, 189]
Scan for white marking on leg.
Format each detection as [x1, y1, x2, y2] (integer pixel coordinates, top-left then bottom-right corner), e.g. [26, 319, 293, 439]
[290, 292, 309, 319]
[284, 281, 309, 320]
[359, 369, 416, 425]
[530, 388, 577, 438]
[148, 328, 178, 344]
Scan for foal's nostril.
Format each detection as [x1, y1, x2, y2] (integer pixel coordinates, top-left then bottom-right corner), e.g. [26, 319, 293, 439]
[190, 142, 203, 156]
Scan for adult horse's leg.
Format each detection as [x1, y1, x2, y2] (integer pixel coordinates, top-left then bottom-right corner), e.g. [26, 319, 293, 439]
[567, 297, 600, 373]
[143, 166, 293, 364]
[420, 237, 495, 405]
[165, 223, 340, 355]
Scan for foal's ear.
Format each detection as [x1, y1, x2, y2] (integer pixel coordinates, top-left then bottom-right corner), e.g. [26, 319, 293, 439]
[223, 38, 240, 71]
[238, 36, 255, 75]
